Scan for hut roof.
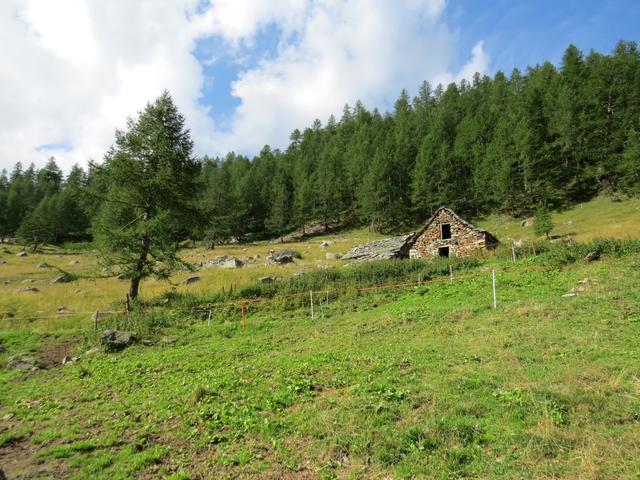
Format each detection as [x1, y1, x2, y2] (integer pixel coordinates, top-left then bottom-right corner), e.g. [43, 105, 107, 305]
[413, 206, 499, 243]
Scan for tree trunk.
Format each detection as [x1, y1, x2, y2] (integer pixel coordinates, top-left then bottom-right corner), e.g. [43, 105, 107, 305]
[129, 276, 141, 300]
[128, 234, 150, 301]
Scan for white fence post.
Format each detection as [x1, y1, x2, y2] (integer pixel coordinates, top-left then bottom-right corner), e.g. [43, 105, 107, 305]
[310, 290, 314, 320]
[492, 269, 497, 309]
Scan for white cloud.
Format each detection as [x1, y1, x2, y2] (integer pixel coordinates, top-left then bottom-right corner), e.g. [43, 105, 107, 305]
[0, 0, 489, 173]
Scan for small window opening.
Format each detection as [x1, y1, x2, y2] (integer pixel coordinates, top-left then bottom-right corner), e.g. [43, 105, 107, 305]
[438, 246, 450, 258]
[441, 223, 451, 240]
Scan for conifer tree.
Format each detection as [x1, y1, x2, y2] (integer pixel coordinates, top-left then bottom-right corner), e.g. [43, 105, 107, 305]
[92, 91, 199, 300]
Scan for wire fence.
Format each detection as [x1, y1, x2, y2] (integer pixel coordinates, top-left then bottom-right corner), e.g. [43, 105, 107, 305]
[0, 264, 552, 331]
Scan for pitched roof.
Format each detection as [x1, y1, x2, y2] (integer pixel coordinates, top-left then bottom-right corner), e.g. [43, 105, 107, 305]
[412, 206, 498, 242]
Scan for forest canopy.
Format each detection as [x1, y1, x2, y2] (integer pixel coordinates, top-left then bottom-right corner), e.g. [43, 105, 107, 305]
[1, 41, 639, 244]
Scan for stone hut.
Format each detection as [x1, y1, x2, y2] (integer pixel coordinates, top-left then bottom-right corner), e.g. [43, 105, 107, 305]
[409, 207, 499, 258]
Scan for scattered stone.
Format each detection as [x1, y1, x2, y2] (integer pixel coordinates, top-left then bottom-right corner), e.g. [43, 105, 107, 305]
[202, 255, 244, 269]
[141, 339, 154, 346]
[21, 287, 39, 293]
[320, 241, 332, 248]
[342, 234, 415, 262]
[325, 252, 340, 260]
[100, 330, 136, 351]
[57, 306, 71, 314]
[50, 274, 74, 284]
[68, 260, 80, 265]
[564, 220, 573, 225]
[267, 249, 300, 265]
[585, 251, 600, 262]
[160, 335, 178, 345]
[84, 347, 102, 356]
[521, 219, 533, 227]
[16, 251, 28, 257]
[21, 279, 34, 284]
[182, 275, 200, 285]
[37, 262, 50, 268]
[259, 276, 276, 284]
[75, 289, 83, 294]
[8, 355, 41, 370]
[562, 292, 577, 297]
[61, 355, 79, 365]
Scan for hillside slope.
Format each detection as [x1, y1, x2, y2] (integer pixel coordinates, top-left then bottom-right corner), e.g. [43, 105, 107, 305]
[2, 253, 639, 479]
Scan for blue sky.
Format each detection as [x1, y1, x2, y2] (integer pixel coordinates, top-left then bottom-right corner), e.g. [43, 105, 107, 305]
[196, 0, 640, 130]
[2, 0, 639, 172]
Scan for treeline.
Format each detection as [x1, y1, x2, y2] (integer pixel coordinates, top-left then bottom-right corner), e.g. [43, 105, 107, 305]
[1, 41, 639, 245]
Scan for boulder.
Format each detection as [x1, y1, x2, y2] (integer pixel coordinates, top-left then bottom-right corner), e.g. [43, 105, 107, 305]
[182, 275, 200, 285]
[68, 260, 80, 265]
[325, 252, 341, 260]
[585, 251, 600, 262]
[100, 330, 136, 351]
[51, 274, 74, 284]
[21, 287, 39, 293]
[61, 355, 79, 365]
[202, 255, 244, 269]
[8, 355, 41, 370]
[57, 306, 71, 314]
[341, 234, 415, 262]
[16, 250, 28, 257]
[521, 219, 534, 227]
[320, 241, 332, 248]
[160, 335, 178, 345]
[259, 276, 276, 284]
[267, 249, 300, 265]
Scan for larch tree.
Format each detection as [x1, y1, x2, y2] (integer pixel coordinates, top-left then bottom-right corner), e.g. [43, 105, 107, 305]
[92, 91, 200, 300]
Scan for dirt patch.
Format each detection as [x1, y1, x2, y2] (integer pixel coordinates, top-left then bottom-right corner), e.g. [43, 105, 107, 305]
[35, 336, 80, 369]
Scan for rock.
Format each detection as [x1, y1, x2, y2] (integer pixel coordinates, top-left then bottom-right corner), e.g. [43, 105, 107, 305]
[57, 306, 71, 314]
[100, 330, 136, 351]
[202, 255, 244, 269]
[585, 251, 600, 262]
[267, 249, 300, 265]
[342, 234, 415, 262]
[141, 339, 154, 346]
[521, 219, 533, 227]
[562, 292, 577, 297]
[84, 347, 102, 356]
[320, 241, 332, 248]
[22, 279, 34, 283]
[50, 274, 74, 284]
[61, 355, 79, 365]
[259, 276, 276, 284]
[8, 355, 41, 370]
[16, 251, 28, 257]
[325, 252, 340, 260]
[21, 287, 39, 293]
[564, 220, 573, 225]
[37, 263, 50, 268]
[68, 260, 79, 265]
[182, 275, 200, 285]
[160, 335, 177, 345]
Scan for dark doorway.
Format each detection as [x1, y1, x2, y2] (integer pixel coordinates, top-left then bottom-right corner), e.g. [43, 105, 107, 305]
[438, 246, 450, 257]
[441, 223, 451, 240]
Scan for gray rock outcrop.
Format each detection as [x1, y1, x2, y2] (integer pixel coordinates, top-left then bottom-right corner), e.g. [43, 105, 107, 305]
[341, 234, 415, 262]
[100, 330, 136, 351]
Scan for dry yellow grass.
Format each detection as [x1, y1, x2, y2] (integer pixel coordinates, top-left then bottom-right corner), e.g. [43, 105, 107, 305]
[0, 228, 386, 327]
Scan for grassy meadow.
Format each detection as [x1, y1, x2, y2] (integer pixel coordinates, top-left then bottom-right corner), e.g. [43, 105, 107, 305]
[1, 195, 640, 479]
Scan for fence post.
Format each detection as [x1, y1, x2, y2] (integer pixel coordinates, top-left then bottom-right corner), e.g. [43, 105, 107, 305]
[207, 309, 212, 327]
[449, 265, 453, 283]
[310, 290, 314, 320]
[492, 269, 497, 309]
[241, 302, 246, 333]
[512, 246, 516, 262]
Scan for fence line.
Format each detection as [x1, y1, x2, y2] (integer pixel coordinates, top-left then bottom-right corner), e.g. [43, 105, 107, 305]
[0, 264, 552, 326]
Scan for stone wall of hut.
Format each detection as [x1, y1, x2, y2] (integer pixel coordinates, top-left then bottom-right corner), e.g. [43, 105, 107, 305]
[410, 209, 492, 258]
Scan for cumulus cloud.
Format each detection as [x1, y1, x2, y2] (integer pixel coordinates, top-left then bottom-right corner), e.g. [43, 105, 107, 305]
[0, 0, 489, 172]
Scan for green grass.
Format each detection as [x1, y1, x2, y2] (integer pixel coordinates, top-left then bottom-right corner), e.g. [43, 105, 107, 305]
[2, 249, 640, 478]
